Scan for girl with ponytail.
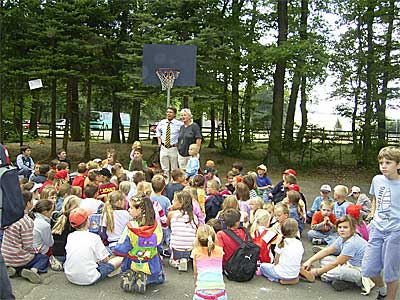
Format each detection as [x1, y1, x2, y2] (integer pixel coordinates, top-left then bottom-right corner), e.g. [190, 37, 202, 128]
[192, 224, 226, 300]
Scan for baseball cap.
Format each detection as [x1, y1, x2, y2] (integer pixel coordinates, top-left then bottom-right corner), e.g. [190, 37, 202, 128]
[288, 184, 300, 192]
[320, 184, 332, 192]
[206, 160, 215, 167]
[348, 186, 361, 196]
[54, 169, 68, 180]
[69, 208, 92, 227]
[257, 164, 267, 171]
[204, 167, 216, 175]
[282, 169, 297, 177]
[346, 204, 362, 220]
[94, 168, 112, 178]
[93, 158, 102, 163]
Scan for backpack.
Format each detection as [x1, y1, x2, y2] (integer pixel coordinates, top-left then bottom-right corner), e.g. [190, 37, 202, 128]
[223, 228, 260, 282]
[0, 144, 25, 228]
[252, 229, 278, 263]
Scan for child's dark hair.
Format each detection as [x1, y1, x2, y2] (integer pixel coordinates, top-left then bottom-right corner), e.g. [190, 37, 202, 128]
[286, 190, 303, 220]
[151, 174, 165, 193]
[284, 174, 297, 184]
[192, 174, 205, 188]
[39, 164, 50, 175]
[47, 169, 56, 180]
[175, 191, 195, 224]
[77, 162, 87, 174]
[58, 183, 72, 197]
[22, 191, 33, 206]
[206, 218, 223, 233]
[232, 162, 243, 172]
[130, 157, 144, 171]
[29, 199, 54, 219]
[20, 145, 31, 153]
[133, 171, 145, 185]
[235, 182, 250, 201]
[171, 169, 184, 181]
[242, 175, 255, 191]
[56, 162, 69, 171]
[130, 196, 155, 226]
[221, 208, 241, 228]
[279, 218, 299, 248]
[49, 159, 59, 169]
[195, 224, 216, 257]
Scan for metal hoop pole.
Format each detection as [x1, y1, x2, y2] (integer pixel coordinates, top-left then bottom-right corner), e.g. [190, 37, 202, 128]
[167, 87, 171, 108]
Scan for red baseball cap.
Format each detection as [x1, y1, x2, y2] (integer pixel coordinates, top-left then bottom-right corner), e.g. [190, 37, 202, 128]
[282, 169, 297, 177]
[54, 169, 68, 179]
[288, 184, 300, 192]
[346, 204, 362, 220]
[69, 208, 92, 227]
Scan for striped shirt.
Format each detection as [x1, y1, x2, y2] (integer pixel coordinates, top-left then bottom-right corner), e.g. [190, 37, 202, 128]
[170, 211, 197, 251]
[1, 214, 36, 267]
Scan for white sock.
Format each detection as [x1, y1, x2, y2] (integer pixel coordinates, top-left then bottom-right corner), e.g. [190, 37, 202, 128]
[379, 285, 387, 295]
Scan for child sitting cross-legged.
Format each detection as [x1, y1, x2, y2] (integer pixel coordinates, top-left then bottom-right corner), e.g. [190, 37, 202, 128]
[114, 196, 165, 294]
[307, 200, 337, 246]
[259, 218, 304, 285]
[64, 208, 123, 285]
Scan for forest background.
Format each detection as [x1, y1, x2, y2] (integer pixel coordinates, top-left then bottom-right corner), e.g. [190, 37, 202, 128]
[0, 0, 399, 168]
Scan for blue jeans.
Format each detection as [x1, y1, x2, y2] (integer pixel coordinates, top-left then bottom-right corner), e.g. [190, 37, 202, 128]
[95, 262, 115, 283]
[0, 251, 15, 300]
[15, 253, 49, 274]
[260, 263, 297, 282]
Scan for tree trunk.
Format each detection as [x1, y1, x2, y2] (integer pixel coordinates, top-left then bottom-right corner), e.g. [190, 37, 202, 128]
[50, 78, 57, 158]
[222, 72, 230, 150]
[111, 94, 121, 143]
[29, 94, 39, 137]
[128, 99, 140, 143]
[182, 95, 189, 108]
[362, 2, 375, 162]
[63, 79, 71, 151]
[284, 70, 300, 145]
[208, 103, 216, 148]
[267, 0, 288, 162]
[297, 75, 308, 143]
[84, 79, 91, 160]
[70, 76, 81, 141]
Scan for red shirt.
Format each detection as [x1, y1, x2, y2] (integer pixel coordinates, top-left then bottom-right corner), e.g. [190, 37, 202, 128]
[216, 228, 248, 266]
[97, 182, 117, 201]
[311, 211, 336, 233]
[72, 175, 86, 197]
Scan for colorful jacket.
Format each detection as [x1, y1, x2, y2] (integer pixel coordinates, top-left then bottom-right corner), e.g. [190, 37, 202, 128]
[113, 221, 163, 276]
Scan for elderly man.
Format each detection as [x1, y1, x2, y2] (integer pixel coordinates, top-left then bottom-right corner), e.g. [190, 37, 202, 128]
[156, 107, 183, 182]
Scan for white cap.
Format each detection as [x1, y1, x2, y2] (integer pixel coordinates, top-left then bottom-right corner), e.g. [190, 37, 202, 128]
[93, 158, 102, 163]
[320, 184, 332, 192]
[348, 186, 361, 197]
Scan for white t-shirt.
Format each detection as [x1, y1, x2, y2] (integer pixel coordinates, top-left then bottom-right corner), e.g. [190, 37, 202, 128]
[274, 237, 304, 279]
[80, 198, 103, 213]
[101, 210, 131, 243]
[64, 231, 110, 285]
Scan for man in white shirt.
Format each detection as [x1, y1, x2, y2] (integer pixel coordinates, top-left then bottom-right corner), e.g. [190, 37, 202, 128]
[156, 107, 183, 182]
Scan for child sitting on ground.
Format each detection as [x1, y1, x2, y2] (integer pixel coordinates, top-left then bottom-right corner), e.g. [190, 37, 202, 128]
[283, 191, 305, 234]
[269, 169, 297, 204]
[115, 196, 165, 294]
[307, 200, 337, 245]
[236, 182, 251, 220]
[185, 144, 200, 179]
[346, 204, 369, 241]
[250, 210, 277, 264]
[348, 186, 371, 219]
[259, 218, 304, 285]
[192, 174, 206, 214]
[205, 179, 224, 223]
[168, 191, 198, 272]
[243, 174, 258, 199]
[95, 168, 117, 201]
[256, 164, 273, 201]
[2, 191, 49, 284]
[306, 184, 333, 223]
[71, 162, 87, 197]
[216, 195, 248, 228]
[271, 203, 289, 235]
[64, 208, 123, 285]
[224, 170, 236, 194]
[163, 169, 185, 203]
[191, 224, 226, 300]
[333, 185, 351, 220]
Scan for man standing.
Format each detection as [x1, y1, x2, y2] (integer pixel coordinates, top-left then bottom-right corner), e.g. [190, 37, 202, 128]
[156, 107, 183, 182]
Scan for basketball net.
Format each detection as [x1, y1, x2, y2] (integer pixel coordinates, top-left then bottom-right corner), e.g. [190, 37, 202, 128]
[156, 68, 180, 91]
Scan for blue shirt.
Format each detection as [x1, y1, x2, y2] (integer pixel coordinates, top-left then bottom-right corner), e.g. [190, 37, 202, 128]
[150, 194, 171, 216]
[370, 174, 400, 232]
[333, 234, 367, 267]
[156, 118, 183, 145]
[333, 201, 351, 220]
[256, 175, 272, 188]
[310, 195, 334, 212]
[185, 157, 200, 178]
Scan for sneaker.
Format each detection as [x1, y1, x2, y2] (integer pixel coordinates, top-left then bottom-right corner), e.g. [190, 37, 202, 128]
[299, 267, 315, 283]
[376, 292, 387, 300]
[21, 268, 42, 284]
[120, 270, 135, 293]
[178, 258, 188, 272]
[133, 272, 147, 294]
[311, 238, 324, 245]
[7, 267, 16, 278]
[331, 280, 354, 291]
[107, 266, 121, 278]
[169, 259, 179, 269]
[279, 277, 299, 285]
[49, 255, 63, 271]
[312, 245, 325, 254]
[162, 249, 171, 258]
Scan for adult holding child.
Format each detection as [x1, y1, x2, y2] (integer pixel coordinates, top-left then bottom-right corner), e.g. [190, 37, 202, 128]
[178, 108, 202, 170]
[156, 107, 183, 182]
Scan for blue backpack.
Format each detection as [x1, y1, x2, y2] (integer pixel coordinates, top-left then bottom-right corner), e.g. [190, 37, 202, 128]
[0, 144, 25, 228]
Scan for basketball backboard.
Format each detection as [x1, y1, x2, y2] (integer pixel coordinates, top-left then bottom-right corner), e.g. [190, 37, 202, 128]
[142, 44, 197, 87]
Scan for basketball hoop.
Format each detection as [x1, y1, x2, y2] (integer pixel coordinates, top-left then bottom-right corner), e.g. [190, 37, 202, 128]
[156, 68, 180, 91]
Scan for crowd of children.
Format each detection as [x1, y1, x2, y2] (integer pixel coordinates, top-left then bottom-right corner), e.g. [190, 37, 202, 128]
[2, 144, 400, 300]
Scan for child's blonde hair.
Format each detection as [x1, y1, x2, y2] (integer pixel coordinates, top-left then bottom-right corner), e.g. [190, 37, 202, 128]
[102, 190, 125, 233]
[249, 197, 264, 211]
[222, 195, 238, 210]
[206, 179, 220, 191]
[274, 203, 289, 215]
[378, 146, 400, 174]
[132, 141, 142, 150]
[250, 209, 271, 236]
[119, 181, 131, 194]
[279, 218, 299, 248]
[263, 201, 274, 213]
[320, 199, 333, 209]
[195, 224, 216, 257]
[334, 185, 348, 198]
[189, 144, 199, 155]
[52, 195, 81, 235]
[40, 186, 58, 201]
[286, 190, 303, 220]
[183, 186, 198, 202]
[136, 181, 152, 197]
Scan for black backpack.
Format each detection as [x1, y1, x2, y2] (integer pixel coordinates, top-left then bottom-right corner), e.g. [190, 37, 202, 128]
[0, 144, 25, 228]
[223, 228, 260, 282]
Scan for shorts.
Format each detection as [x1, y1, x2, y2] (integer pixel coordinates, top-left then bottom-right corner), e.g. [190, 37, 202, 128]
[172, 248, 191, 260]
[194, 289, 227, 300]
[95, 262, 115, 283]
[362, 225, 400, 282]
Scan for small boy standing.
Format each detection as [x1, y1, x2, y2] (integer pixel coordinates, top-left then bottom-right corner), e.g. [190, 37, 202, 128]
[64, 208, 122, 285]
[332, 185, 351, 220]
[307, 200, 337, 245]
[362, 146, 400, 300]
[185, 144, 200, 179]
